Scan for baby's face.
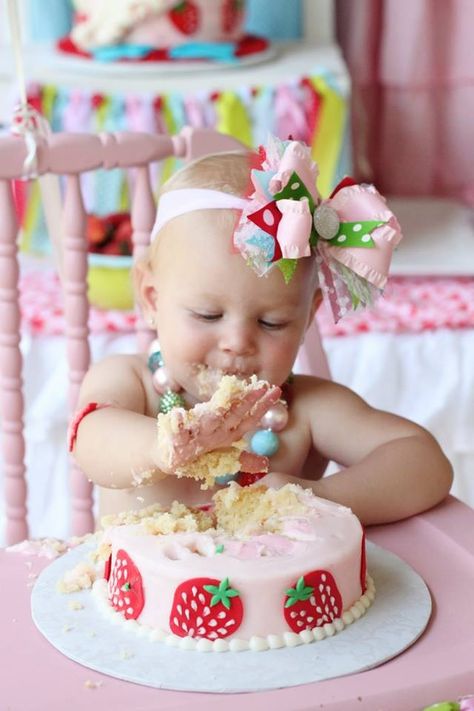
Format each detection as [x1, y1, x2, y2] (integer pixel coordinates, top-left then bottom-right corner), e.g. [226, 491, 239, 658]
[149, 211, 319, 399]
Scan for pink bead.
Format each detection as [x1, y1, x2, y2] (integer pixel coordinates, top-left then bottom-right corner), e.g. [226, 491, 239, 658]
[152, 366, 180, 395]
[259, 401, 288, 432]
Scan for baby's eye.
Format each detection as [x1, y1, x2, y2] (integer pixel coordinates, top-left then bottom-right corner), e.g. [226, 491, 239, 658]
[194, 312, 222, 322]
[259, 319, 288, 330]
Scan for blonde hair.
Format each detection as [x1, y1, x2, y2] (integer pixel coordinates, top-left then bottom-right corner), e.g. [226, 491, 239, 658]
[161, 150, 253, 197]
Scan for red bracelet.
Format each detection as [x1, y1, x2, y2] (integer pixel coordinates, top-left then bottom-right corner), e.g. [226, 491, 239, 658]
[68, 402, 110, 452]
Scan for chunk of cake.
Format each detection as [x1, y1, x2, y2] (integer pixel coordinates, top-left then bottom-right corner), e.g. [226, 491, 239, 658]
[91, 483, 374, 651]
[156, 374, 275, 489]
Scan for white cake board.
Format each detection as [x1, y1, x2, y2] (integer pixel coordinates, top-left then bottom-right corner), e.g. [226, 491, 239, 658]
[31, 541, 431, 693]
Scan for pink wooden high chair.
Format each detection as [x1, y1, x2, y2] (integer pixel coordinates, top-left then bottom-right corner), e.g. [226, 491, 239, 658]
[2, 127, 473, 711]
[0, 125, 330, 547]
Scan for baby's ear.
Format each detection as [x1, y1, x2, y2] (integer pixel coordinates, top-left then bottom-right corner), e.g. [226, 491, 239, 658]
[132, 258, 158, 319]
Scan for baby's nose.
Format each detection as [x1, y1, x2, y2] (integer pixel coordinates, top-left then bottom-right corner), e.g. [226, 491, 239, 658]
[219, 322, 256, 355]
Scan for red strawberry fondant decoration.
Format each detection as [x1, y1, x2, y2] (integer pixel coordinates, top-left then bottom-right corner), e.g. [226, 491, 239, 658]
[360, 530, 367, 593]
[222, 0, 245, 33]
[108, 549, 144, 620]
[169, 577, 243, 640]
[284, 570, 342, 631]
[169, 1, 200, 36]
[104, 553, 111, 582]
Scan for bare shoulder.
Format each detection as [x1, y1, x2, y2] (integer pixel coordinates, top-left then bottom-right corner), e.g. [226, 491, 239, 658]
[78, 353, 149, 413]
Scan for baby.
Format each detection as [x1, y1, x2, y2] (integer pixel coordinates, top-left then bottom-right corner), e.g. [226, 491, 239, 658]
[71, 136, 453, 526]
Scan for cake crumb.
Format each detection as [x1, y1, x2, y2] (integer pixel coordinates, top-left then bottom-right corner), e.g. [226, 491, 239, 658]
[62, 624, 74, 633]
[84, 680, 102, 690]
[68, 600, 85, 611]
[6, 537, 69, 559]
[57, 562, 96, 594]
[88, 630, 97, 638]
[119, 649, 134, 660]
[131, 469, 154, 487]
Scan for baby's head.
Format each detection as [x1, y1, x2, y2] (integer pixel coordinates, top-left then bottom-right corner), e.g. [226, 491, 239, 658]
[136, 149, 321, 397]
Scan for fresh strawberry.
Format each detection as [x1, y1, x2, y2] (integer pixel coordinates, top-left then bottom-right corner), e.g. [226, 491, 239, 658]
[168, 1, 200, 36]
[360, 530, 367, 593]
[108, 549, 144, 620]
[113, 215, 133, 255]
[169, 577, 243, 640]
[284, 570, 342, 632]
[221, 0, 245, 34]
[86, 214, 110, 249]
[104, 553, 111, 582]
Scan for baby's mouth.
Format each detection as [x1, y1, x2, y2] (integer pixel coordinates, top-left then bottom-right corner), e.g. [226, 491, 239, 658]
[191, 365, 254, 398]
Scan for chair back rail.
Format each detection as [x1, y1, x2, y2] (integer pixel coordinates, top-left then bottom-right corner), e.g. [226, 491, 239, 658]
[0, 127, 329, 545]
[0, 127, 245, 544]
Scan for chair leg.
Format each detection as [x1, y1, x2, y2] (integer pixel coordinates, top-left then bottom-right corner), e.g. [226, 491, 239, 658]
[0, 180, 28, 544]
[62, 175, 94, 536]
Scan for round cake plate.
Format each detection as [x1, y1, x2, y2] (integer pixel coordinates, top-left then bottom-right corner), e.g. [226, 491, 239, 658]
[50, 44, 278, 76]
[31, 541, 432, 693]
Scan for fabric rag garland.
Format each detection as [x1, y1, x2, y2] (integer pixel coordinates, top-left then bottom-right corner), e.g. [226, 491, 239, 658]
[233, 135, 403, 322]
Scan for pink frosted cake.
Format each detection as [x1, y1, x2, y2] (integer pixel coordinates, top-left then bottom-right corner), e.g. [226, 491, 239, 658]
[58, 0, 268, 63]
[92, 483, 375, 652]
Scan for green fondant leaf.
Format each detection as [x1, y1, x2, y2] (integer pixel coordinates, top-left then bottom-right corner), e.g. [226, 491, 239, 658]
[206, 578, 240, 608]
[211, 593, 223, 608]
[285, 576, 314, 606]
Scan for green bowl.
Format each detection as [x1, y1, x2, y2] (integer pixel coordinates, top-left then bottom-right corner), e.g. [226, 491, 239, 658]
[87, 253, 134, 311]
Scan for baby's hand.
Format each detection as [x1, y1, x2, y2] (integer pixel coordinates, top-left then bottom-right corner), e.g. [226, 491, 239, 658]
[155, 381, 281, 474]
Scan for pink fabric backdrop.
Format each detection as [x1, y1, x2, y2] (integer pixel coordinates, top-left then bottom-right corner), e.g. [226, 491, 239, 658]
[335, 0, 474, 204]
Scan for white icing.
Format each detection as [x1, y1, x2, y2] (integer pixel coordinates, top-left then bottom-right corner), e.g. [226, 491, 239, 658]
[92, 575, 375, 652]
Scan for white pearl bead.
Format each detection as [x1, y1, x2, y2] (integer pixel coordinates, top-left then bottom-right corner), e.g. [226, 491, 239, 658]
[152, 366, 180, 395]
[259, 401, 288, 432]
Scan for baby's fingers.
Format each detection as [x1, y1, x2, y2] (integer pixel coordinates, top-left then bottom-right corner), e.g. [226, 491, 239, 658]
[235, 386, 281, 436]
[223, 385, 281, 432]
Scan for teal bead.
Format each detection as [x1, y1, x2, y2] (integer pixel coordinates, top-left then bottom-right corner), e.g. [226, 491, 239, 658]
[159, 390, 185, 414]
[214, 473, 239, 486]
[148, 350, 163, 373]
[250, 429, 280, 457]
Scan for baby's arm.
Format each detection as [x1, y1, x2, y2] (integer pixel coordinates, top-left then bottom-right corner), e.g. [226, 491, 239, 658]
[266, 377, 453, 525]
[72, 356, 279, 489]
[72, 355, 162, 489]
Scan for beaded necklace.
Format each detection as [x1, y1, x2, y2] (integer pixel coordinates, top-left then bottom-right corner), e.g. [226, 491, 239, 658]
[147, 340, 289, 484]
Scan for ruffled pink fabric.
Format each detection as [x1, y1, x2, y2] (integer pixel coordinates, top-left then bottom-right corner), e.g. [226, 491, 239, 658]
[18, 267, 474, 338]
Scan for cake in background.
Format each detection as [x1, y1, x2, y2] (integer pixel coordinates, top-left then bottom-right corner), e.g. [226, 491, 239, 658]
[57, 0, 269, 63]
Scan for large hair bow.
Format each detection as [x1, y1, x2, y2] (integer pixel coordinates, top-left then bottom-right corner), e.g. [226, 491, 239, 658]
[233, 136, 403, 322]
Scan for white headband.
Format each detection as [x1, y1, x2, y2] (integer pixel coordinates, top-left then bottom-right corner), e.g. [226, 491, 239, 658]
[152, 189, 250, 239]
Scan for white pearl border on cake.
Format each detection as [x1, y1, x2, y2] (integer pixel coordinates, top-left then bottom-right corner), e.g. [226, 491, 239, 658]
[92, 576, 376, 652]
